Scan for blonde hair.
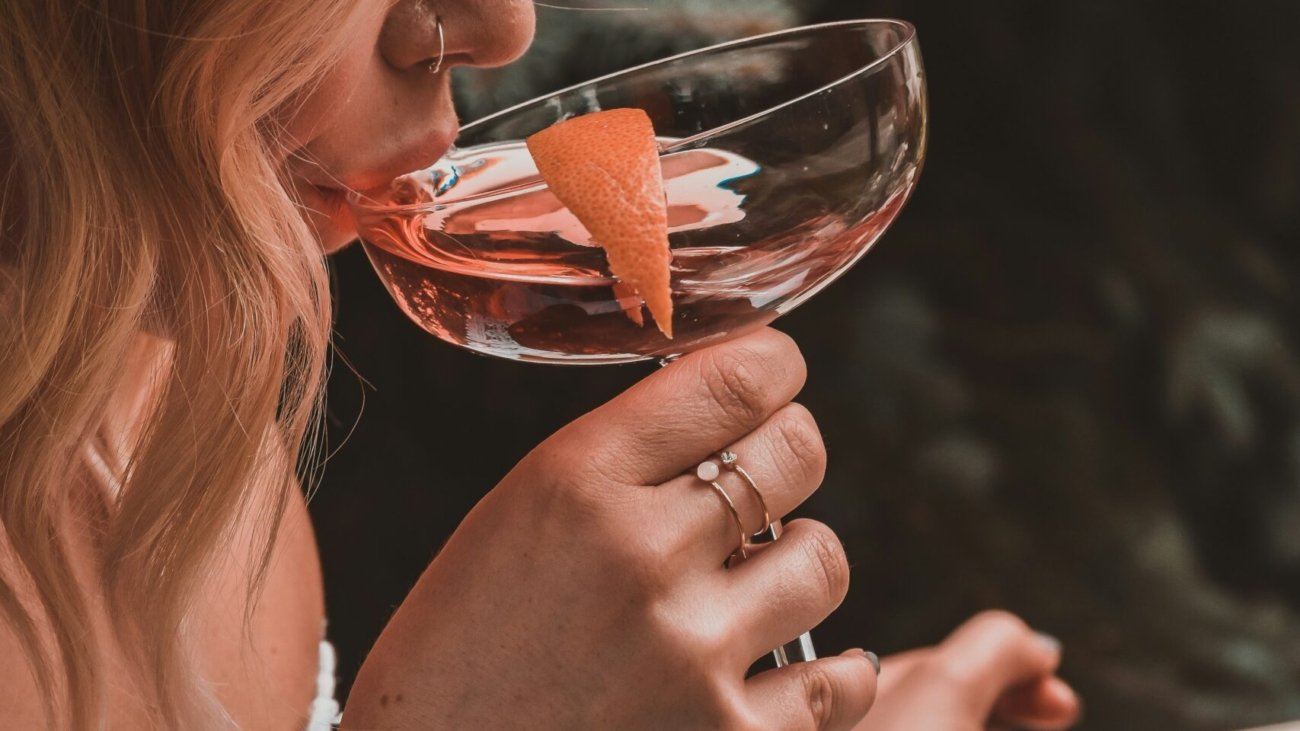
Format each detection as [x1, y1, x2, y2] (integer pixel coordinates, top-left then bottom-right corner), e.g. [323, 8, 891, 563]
[0, 1, 363, 727]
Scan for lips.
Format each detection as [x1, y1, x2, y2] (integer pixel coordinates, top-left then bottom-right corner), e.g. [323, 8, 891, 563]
[310, 119, 460, 204]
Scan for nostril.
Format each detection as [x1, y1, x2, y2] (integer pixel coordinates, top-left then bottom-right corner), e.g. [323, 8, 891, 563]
[378, 0, 445, 73]
[414, 52, 474, 76]
[382, 0, 535, 73]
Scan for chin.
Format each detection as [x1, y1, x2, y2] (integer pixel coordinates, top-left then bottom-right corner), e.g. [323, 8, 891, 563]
[297, 182, 360, 254]
[319, 225, 359, 255]
[304, 206, 359, 255]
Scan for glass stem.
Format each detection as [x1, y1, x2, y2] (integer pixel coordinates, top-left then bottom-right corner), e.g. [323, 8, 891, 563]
[750, 520, 817, 667]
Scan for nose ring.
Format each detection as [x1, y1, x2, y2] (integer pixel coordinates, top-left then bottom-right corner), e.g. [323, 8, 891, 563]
[429, 15, 446, 74]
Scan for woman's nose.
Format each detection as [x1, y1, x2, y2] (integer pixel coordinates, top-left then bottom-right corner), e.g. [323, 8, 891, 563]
[380, 0, 536, 73]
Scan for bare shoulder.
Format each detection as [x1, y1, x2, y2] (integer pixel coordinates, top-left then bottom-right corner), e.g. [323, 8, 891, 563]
[0, 472, 326, 728]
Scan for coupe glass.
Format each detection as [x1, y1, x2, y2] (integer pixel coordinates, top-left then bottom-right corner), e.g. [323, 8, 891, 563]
[350, 18, 926, 665]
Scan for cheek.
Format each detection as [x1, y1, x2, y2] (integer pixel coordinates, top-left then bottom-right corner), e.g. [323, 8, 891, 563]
[282, 50, 374, 159]
[279, 36, 383, 251]
[279, 0, 388, 154]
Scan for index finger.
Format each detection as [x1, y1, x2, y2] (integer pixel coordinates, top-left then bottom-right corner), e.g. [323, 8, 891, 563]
[558, 328, 807, 486]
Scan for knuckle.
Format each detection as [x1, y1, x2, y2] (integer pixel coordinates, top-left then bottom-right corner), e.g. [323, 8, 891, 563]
[544, 463, 605, 516]
[965, 609, 1030, 644]
[933, 611, 1034, 691]
[704, 347, 770, 427]
[925, 655, 977, 694]
[758, 328, 806, 375]
[523, 450, 588, 508]
[796, 521, 850, 606]
[529, 442, 635, 513]
[620, 535, 678, 594]
[521, 438, 574, 482]
[771, 404, 827, 485]
[648, 599, 729, 658]
[709, 684, 755, 731]
[637, 623, 740, 724]
[801, 667, 838, 730]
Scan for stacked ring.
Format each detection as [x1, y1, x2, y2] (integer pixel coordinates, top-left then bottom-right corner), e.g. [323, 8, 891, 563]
[719, 450, 772, 533]
[697, 450, 775, 558]
[695, 450, 817, 666]
[696, 461, 750, 560]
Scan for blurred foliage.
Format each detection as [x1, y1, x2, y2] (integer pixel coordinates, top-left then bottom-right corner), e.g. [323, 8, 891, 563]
[313, 1, 1300, 727]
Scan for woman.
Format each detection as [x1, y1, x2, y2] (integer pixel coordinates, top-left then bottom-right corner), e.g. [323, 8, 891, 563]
[0, 0, 1081, 728]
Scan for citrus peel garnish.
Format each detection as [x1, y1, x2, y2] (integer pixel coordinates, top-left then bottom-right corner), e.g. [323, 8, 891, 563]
[526, 108, 673, 338]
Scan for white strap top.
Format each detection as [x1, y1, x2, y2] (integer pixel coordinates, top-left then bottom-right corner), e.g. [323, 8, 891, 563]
[307, 638, 342, 730]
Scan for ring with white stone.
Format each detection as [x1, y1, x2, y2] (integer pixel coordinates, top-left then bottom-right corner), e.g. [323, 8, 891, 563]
[696, 460, 749, 560]
[699, 453, 817, 668]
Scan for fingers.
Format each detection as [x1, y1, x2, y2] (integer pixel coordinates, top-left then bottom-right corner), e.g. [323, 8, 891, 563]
[873, 648, 929, 697]
[724, 519, 849, 658]
[935, 611, 1063, 713]
[745, 649, 879, 731]
[856, 617, 1080, 731]
[651, 402, 826, 558]
[991, 672, 1081, 730]
[550, 328, 807, 486]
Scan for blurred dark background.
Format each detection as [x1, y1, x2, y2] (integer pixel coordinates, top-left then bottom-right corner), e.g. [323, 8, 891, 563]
[311, 1, 1300, 728]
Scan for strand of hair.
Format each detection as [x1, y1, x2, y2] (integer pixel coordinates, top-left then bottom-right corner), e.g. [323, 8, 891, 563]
[533, 2, 648, 12]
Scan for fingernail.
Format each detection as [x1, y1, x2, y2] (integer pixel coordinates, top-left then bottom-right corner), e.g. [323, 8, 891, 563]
[864, 651, 881, 675]
[1035, 631, 1062, 655]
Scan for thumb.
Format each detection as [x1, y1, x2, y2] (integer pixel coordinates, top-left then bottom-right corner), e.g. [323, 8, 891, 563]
[935, 610, 1062, 715]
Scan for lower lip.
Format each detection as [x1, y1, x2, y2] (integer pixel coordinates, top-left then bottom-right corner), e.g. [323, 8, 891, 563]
[309, 129, 460, 210]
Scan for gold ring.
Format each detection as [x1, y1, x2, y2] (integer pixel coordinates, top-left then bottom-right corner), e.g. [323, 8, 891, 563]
[718, 450, 771, 536]
[696, 462, 749, 560]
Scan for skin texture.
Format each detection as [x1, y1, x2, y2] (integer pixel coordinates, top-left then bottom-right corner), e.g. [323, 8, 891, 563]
[861, 611, 1081, 731]
[338, 329, 1080, 730]
[2, 0, 1082, 727]
[280, 2, 1081, 728]
[282, 0, 535, 253]
[1, 1, 534, 727]
[342, 329, 880, 730]
[0, 342, 326, 729]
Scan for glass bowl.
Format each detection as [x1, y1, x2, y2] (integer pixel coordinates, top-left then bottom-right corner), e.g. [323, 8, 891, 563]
[350, 19, 927, 364]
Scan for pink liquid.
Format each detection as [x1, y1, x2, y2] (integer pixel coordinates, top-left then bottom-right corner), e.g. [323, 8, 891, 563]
[354, 143, 902, 364]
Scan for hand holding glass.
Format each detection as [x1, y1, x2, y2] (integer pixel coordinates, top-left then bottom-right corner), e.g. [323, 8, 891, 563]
[349, 19, 927, 665]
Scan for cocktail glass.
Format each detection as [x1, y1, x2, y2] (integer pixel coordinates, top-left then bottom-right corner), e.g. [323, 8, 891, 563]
[350, 18, 927, 666]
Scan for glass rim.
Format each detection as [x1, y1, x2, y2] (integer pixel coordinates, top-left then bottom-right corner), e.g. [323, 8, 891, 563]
[349, 17, 917, 214]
